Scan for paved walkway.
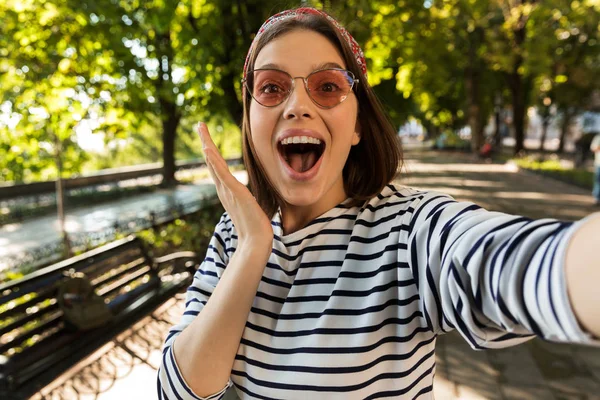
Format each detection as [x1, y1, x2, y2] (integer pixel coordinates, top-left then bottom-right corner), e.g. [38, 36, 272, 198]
[31, 149, 600, 400]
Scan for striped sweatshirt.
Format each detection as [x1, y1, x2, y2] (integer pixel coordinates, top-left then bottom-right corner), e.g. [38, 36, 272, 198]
[158, 184, 598, 399]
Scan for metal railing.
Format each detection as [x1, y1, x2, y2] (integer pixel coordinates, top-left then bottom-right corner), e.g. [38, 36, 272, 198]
[0, 192, 222, 276]
[0, 158, 242, 225]
[0, 159, 222, 200]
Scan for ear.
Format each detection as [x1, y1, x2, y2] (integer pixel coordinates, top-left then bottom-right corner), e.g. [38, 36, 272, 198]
[351, 119, 361, 146]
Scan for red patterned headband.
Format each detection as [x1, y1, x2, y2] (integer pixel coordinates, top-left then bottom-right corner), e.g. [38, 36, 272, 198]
[243, 7, 367, 80]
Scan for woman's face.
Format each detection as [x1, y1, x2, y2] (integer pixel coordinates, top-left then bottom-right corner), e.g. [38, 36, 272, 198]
[249, 29, 360, 212]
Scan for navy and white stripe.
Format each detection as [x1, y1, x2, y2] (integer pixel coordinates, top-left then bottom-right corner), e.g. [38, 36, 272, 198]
[158, 184, 596, 399]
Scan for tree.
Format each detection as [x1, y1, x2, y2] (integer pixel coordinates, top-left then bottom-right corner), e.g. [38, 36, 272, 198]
[367, 0, 497, 147]
[1, 0, 274, 184]
[0, 0, 96, 182]
[65, 0, 254, 186]
[545, 0, 600, 153]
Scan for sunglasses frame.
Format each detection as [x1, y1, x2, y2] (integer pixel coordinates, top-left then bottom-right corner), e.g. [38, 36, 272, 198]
[242, 68, 359, 109]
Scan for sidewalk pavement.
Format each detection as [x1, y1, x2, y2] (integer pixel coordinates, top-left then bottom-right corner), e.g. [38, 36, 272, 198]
[30, 149, 600, 400]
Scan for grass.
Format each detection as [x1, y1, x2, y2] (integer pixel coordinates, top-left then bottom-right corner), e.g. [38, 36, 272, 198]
[511, 156, 593, 190]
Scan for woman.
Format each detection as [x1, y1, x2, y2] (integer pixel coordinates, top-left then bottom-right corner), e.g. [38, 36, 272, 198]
[158, 7, 599, 400]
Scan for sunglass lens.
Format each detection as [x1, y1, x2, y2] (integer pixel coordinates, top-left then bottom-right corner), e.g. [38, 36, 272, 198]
[250, 70, 292, 106]
[307, 70, 354, 107]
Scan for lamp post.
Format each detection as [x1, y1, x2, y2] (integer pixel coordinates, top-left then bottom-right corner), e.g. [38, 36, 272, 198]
[493, 93, 503, 152]
[539, 97, 552, 152]
[53, 130, 71, 258]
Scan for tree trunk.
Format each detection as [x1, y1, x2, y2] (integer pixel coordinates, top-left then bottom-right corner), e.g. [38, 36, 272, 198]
[494, 106, 502, 151]
[156, 29, 180, 187]
[222, 72, 244, 126]
[557, 109, 572, 154]
[507, 71, 529, 155]
[510, 78, 525, 154]
[466, 77, 483, 152]
[539, 107, 550, 152]
[161, 102, 180, 187]
[539, 118, 549, 152]
[218, 1, 267, 127]
[505, 2, 533, 155]
[53, 128, 71, 257]
[429, 124, 440, 140]
[220, 3, 242, 126]
[465, 28, 485, 153]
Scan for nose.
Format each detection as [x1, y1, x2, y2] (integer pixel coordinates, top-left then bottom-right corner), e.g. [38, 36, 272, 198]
[283, 77, 314, 120]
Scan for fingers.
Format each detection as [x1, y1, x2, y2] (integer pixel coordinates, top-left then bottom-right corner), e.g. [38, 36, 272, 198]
[204, 149, 223, 191]
[198, 122, 237, 188]
[204, 148, 230, 187]
[198, 123, 227, 168]
[197, 122, 216, 152]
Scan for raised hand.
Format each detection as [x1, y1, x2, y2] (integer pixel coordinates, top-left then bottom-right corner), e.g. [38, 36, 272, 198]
[197, 122, 274, 254]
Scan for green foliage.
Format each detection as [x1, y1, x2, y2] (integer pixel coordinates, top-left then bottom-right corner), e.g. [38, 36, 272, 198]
[0, 0, 93, 182]
[531, 0, 600, 125]
[365, 0, 599, 151]
[0, 0, 263, 183]
[1, 0, 599, 180]
[137, 202, 224, 258]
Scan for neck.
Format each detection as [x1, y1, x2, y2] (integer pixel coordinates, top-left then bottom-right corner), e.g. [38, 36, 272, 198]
[280, 187, 348, 235]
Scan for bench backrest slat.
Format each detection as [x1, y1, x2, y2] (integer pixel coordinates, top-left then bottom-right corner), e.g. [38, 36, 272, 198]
[97, 265, 153, 297]
[0, 312, 62, 355]
[0, 302, 59, 338]
[91, 257, 147, 290]
[0, 289, 55, 321]
[85, 249, 150, 284]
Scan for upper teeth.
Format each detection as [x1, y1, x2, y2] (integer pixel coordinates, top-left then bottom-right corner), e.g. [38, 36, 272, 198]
[280, 136, 322, 145]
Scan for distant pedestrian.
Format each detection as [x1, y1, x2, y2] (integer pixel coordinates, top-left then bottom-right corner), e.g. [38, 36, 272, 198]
[479, 141, 493, 159]
[591, 132, 600, 206]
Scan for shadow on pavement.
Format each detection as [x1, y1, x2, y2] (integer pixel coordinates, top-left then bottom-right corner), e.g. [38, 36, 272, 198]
[30, 296, 184, 400]
[398, 149, 596, 221]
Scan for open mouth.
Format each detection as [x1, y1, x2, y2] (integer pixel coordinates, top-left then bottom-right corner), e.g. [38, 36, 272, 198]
[278, 138, 326, 174]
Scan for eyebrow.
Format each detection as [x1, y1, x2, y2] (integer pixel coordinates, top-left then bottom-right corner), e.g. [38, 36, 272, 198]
[256, 61, 345, 71]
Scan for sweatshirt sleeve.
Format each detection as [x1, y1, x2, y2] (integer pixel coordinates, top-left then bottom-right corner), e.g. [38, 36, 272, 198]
[405, 191, 600, 350]
[157, 213, 234, 399]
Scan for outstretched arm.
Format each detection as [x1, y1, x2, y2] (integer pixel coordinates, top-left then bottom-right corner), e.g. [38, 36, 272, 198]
[406, 190, 599, 350]
[565, 213, 600, 337]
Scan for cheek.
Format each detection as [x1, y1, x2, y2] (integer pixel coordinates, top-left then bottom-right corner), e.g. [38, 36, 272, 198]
[249, 107, 265, 147]
[249, 106, 277, 162]
[329, 108, 358, 144]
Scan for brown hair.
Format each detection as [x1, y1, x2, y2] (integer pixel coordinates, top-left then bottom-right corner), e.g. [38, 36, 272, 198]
[242, 9, 403, 218]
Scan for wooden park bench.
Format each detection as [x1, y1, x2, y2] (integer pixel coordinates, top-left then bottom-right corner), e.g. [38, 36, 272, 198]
[0, 235, 199, 399]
